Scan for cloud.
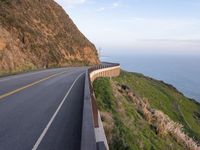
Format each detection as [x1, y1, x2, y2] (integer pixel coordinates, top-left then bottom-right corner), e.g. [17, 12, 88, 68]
[55, 0, 86, 5]
[65, 0, 86, 4]
[138, 39, 200, 44]
[112, 2, 119, 8]
[97, 7, 106, 12]
[96, 2, 121, 12]
[120, 17, 144, 23]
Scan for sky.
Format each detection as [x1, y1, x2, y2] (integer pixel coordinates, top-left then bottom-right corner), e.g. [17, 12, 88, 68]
[55, 0, 200, 55]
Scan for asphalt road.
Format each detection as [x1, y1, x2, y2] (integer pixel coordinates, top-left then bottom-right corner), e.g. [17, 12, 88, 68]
[0, 67, 87, 150]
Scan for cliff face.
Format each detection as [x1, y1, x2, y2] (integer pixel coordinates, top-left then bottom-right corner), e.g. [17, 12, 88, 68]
[0, 0, 99, 74]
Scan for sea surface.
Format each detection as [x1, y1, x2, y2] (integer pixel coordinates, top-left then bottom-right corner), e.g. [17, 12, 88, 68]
[102, 54, 200, 102]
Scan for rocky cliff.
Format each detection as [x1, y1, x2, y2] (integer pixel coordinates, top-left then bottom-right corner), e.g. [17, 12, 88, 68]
[0, 0, 99, 74]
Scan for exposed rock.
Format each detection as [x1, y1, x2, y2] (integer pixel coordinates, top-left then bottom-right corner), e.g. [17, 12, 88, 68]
[0, 0, 99, 74]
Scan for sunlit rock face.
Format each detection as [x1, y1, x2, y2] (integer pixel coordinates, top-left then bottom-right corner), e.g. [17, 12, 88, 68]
[0, 0, 99, 74]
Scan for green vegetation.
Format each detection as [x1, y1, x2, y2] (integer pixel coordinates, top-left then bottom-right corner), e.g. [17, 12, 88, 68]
[93, 78, 114, 112]
[116, 71, 200, 141]
[0, 0, 11, 4]
[93, 70, 200, 150]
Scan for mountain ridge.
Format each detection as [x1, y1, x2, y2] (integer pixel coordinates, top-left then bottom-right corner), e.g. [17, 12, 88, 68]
[0, 0, 99, 74]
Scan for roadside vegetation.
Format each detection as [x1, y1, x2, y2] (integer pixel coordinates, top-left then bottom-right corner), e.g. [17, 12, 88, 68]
[93, 70, 200, 150]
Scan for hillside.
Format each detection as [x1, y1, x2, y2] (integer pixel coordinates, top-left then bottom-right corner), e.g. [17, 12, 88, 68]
[93, 70, 200, 150]
[0, 0, 99, 75]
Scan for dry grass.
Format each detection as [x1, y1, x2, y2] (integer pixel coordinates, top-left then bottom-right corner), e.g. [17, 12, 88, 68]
[0, 0, 99, 74]
[100, 111, 114, 142]
[117, 83, 200, 150]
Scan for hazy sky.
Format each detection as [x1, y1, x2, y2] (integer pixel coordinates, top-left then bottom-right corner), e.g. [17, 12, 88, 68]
[55, 0, 200, 55]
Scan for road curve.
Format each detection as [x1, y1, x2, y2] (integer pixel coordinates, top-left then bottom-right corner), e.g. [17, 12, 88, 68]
[0, 67, 87, 150]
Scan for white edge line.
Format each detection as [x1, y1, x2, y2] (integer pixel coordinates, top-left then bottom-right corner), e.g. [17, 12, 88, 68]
[32, 72, 85, 150]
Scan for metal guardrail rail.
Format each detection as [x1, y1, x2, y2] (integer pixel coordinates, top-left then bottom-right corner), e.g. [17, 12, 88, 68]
[81, 62, 120, 150]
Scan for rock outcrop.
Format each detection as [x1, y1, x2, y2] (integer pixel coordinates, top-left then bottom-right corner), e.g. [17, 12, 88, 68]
[0, 0, 99, 74]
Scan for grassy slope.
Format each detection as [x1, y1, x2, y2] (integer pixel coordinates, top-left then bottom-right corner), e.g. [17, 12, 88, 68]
[0, 0, 99, 74]
[93, 70, 200, 150]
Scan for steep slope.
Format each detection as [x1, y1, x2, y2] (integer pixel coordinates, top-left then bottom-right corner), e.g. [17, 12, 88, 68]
[0, 0, 99, 74]
[93, 71, 200, 150]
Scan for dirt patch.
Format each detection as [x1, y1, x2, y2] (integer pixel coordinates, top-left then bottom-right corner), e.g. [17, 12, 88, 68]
[0, 40, 6, 50]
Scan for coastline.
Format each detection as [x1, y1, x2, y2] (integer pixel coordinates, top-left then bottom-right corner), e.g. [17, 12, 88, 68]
[124, 70, 200, 105]
[102, 54, 200, 103]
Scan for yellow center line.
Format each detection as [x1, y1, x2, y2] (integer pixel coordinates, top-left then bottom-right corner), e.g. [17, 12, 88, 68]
[0, 71, 68, 100]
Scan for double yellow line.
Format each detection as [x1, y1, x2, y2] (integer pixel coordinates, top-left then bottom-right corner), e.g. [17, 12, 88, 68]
[0, 71, 67, 100]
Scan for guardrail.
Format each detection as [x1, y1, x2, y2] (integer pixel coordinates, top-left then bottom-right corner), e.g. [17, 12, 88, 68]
[81, 62, 120, 150]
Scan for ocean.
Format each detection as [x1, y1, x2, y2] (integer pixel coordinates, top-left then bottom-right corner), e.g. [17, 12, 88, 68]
[102, 54, 200, 102]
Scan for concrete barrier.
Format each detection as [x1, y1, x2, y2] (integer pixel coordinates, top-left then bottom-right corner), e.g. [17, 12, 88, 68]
[90, 66, 120, 82]
[81, 62, 120, 150]
[81, 71, 97, 150]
